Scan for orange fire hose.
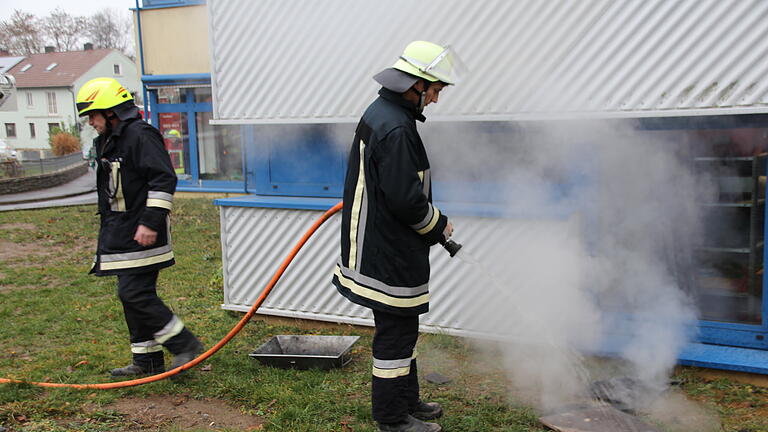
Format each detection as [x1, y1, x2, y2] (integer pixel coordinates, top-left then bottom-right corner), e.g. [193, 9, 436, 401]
[0, 201, 343, 389]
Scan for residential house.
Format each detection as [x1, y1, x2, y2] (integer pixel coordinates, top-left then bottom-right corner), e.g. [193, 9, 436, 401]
[0, 47, 139, 159]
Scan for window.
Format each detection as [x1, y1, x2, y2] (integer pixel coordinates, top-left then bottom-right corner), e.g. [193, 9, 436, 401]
[5, 123, 16, 138]
[46, 92, 57, 114]
[45, 62, 57, 71]
[113, 64, 122, 75]
[48, 123, 61, 133]
[20, 64, 31, 72]
[196, 112, 243, 181]
[26, 91, 33, 107]
[157, 87, 184, 104]
[29, 123, 35, 138]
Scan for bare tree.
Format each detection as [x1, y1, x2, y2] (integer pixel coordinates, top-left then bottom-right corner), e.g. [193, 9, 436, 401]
[43, 8, 87, 52]
[87, 8, 134, 56]
[0, 10, 44, 55]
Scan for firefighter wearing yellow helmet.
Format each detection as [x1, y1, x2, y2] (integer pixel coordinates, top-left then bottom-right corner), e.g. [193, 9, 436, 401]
[332, 41, 466, 432]
[76, 77, 203, 378]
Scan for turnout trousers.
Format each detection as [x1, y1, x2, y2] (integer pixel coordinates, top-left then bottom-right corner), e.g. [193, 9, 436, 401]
[371, 309, 420, 423]
[117, 271, 199, 370]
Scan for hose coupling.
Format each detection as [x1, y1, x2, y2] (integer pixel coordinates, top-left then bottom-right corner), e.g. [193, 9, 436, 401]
[440, 238, 462, 258]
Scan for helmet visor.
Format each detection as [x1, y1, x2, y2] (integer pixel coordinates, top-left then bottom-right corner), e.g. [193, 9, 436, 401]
[401, 46, 467, 85]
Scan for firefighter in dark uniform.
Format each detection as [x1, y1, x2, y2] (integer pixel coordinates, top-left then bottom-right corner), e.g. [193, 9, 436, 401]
[76, 77, 203, 377]
[332, 41, 465, 432]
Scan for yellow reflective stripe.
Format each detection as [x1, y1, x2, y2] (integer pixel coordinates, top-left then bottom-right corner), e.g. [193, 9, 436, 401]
[415, 206, 441, 235]
[348, 139, 366, 270]
[335, 267, 429, 308]
[111, 161, 126, 212]
[417, 170, 424, 183]
[146, 198, 173, 210]
[100, 251, 174, 271]
[373, 364, 411, 378]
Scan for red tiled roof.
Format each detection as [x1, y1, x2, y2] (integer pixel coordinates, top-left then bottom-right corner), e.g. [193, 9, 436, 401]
[4, 49, 115, 88]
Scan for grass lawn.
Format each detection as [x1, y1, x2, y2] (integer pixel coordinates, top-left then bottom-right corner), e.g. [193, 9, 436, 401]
[0, 199, 766, 431]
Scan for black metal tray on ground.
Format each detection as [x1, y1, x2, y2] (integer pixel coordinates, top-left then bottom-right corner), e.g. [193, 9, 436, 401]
[249, 335, 360, 370]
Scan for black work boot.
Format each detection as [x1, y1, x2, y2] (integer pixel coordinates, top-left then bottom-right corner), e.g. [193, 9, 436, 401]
[411, 400, 443, 421]
[378, 415, 442, 432]
[111, 351, 165, 377]
[170, 339, 204, 371]
[110, 363, 165, 377]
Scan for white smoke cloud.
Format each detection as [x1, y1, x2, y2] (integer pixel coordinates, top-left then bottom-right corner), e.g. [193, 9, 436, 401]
[421, 118, 709, 423]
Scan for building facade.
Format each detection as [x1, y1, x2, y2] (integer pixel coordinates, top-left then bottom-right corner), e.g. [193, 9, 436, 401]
[0, 48, 139, 158]
[136, 0, 768, 374]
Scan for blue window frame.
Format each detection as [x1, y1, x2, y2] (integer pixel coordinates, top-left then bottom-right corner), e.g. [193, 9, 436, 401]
[637, 114, 768, 351]
[141, 0, 206, 8]
[145, 74, 246, 193]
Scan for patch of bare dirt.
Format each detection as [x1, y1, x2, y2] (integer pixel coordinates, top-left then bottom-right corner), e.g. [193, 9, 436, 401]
[0, 240, 50, 261]
[104, 394, 264, 431]
[0, 223, 36, 230]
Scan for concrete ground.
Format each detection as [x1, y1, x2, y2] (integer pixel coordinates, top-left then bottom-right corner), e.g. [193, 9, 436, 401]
[0, 168, 97, 212]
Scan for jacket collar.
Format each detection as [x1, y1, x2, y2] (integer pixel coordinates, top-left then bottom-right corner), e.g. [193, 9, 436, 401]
[97, 116, 138, 156]
[378, 87, 427, 123]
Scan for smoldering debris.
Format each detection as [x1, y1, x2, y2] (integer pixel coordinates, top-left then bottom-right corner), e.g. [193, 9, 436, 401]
[588, 376, 667, 414]
[540, 405, 662, 432]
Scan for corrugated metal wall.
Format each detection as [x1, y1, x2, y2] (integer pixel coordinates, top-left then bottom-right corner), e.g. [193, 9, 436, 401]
[208, 0, 768, 123]
[221, 206, 583, 337]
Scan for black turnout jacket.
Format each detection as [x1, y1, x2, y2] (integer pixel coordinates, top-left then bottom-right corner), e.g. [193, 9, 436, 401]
[332, 88, 448, 316]
[91, 111, 177, 276]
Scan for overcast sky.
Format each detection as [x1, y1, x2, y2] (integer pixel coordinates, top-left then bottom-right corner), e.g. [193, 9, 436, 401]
[0, 0, 138, 21]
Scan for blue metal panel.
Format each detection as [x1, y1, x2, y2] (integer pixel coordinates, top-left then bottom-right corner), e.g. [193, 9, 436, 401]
[246, 124, 346, 197]
[698, 322, 768, 350]
[678, 343, 768, 374]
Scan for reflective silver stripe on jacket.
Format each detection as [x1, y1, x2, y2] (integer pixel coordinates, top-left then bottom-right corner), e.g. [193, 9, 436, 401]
[146, 191, 173, 211]
[335, 264, 429, 309]
[411, 203, 434, 231]
[411, 203, 441, 235]
[99, 244, 174, 271]
[337, 260, 429, 297]
[372, 355, 413, 379]
[348, 138, 367, 271]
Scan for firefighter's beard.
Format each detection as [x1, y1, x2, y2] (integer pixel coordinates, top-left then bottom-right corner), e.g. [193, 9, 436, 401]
[417, 91, 427, 113]
[98, 116, 116, 136]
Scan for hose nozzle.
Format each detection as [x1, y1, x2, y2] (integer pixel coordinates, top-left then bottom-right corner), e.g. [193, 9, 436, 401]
[440, 238, 462, 258]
